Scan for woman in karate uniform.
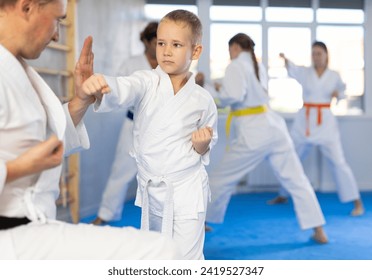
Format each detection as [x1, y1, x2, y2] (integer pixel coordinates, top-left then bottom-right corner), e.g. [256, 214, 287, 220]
[267, 41, 364, 216]
[93, 22, 158, 225]
[205, 33, 328, 243]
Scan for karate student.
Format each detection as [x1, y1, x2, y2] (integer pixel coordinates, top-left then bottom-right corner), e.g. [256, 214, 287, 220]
[267, 41, 364, 216]
[205, 33, 328, 244]
[82, 9, 218, 259]
[0, 0, 179, 259]
[92, 22, 158, 226]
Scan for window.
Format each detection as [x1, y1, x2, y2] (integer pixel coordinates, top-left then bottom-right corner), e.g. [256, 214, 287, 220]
[265, 7, 313, 23]
[210, 6, 262, 21]
[210, 23, 262, 80]
[317, 25, 364, 115]
[144, 4, 197, 20]
[268, 27, 311, 112]
[317, 9, 364, 24]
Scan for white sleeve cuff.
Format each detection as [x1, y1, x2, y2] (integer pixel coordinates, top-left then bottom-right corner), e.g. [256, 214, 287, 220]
[63, 103, 90, 156]
[0, 160, 6, 195]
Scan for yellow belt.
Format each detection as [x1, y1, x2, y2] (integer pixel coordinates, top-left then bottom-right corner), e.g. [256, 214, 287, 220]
[226, 105, 268, 140]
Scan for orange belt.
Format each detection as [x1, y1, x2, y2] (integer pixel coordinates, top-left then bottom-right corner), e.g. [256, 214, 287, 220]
[303, 103, 330, 136]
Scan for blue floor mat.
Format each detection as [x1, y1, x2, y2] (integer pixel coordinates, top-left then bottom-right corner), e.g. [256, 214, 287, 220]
[81, 191, 372, 260]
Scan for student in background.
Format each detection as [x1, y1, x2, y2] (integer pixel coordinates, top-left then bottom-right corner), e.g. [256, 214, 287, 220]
[267, 41, 364, 216]
[205, 33, 328, 244]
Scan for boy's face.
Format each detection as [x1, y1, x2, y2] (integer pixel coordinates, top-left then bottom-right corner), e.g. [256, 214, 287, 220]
[156, 19, 202, 76]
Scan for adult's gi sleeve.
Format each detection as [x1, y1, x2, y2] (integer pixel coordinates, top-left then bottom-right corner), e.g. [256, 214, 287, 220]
[63, 103, 90, 156]
[0, 161, 6, 194]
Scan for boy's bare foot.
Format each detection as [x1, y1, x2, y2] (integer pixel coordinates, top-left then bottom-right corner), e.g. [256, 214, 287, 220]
[351, 199, 364, 216]
[267, 196, 288, 205]
[91, 217, 106, 225]
[312, 226, 328, 244]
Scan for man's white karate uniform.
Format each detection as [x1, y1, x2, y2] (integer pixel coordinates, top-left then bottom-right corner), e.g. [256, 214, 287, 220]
[94, 66, 218, 259]
[0, 44, 179, 260]
[206, 52, 325, 230]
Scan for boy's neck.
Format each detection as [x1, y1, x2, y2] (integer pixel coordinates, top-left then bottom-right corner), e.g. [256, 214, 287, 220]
[169, 72, 191, 95]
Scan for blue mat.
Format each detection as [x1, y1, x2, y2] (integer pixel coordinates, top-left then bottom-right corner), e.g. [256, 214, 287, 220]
[81, 191, 372, 260]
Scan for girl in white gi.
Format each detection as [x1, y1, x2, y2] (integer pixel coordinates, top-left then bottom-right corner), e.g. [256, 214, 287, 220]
[0, 0, 179, 260]
[267, 41, 364, 216]
[205, 33, 328, 244]
[82, 10, 218, 260]
[93, 22, 158, 225]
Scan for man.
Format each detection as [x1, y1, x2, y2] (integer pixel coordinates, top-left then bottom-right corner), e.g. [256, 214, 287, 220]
[0, 0, 179, 259]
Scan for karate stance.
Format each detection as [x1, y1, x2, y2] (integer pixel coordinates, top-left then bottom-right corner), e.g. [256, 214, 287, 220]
[205, 33, 328, 244]
[267, 41, 364, 216]
[93, 22, 158, 225]
[82, 10, 218, 259]
[0, 0, 179, 259]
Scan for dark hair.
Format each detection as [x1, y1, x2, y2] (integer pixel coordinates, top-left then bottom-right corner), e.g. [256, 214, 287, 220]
[161, 9, 202, 45]
[312, 41, 328, 54]
[140, 21, 158, 43]
[229, 33, 260, 81]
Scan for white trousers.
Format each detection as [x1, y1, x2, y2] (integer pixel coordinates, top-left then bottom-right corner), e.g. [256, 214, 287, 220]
[278, 113, 360, 203]
[98, 118, 138, 221]
[145, 178, 209, 260]
[291, 132, 360, 203]
[149, 212, 206, 260]
[0, 221, 180, 259]
[206, 111, 325, 230]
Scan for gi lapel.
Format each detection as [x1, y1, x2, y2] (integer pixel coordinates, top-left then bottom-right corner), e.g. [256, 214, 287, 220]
[24, 64, 66, 139]
[141, 67, 195, 136]
[22, 64, 66, 221]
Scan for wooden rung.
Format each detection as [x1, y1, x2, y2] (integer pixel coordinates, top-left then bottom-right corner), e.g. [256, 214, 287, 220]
[60, 20, 71, 27]
[34, 67, 72, 77]
[59, 96, 72, 103]
[47, 42, 71, 52]
[56, 197, 74, 207]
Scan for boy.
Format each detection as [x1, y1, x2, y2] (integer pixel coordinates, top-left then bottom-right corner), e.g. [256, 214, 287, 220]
[82, 10, 218, 259]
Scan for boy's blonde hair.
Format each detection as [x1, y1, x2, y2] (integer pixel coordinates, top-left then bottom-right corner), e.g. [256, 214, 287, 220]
[161, 9, 202, 45]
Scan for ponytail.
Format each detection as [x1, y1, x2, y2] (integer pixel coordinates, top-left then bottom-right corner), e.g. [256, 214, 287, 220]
[229, 33, 260, 81]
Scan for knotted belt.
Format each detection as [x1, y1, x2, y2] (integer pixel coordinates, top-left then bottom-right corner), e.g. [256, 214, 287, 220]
[137, 164, 200, 238]
[303, 103, 330, 136]
[225, 105, 267, 149]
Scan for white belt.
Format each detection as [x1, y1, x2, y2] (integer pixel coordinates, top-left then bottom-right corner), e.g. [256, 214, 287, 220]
[23, 187, 47, 224]
[137, 164, 200, 238]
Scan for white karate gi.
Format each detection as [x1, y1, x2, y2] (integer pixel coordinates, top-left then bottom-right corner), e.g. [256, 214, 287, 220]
[94, 66, 218, 259]
[206, 52, 325, 230]
[277, 61, 360, 202]
[0, 44, 179, 260]
[98, 54, 152, 222]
